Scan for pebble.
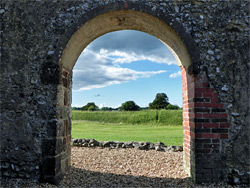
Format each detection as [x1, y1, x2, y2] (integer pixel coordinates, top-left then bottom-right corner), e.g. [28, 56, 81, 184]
[0, 147, 241, 188]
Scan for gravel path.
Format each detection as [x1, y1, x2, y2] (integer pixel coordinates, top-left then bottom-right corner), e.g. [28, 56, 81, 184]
[0, 147, 241, 187]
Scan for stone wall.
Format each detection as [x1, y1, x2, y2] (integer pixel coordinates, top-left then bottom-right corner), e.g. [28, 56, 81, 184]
[0, 0, 249, 185]
[72, 138, 183, 152]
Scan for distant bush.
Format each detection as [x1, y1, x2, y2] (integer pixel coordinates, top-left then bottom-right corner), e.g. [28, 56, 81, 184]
[166, 104, 180, 110]
[81, 102, 98, 111]
[88, 105, 98, 111]
[100, 107, 113, 111]
[119, 101, 140, 111]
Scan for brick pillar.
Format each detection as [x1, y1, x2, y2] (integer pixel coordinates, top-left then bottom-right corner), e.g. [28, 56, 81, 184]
[181, 67, 195, 177]
[182, 67, 229, 183]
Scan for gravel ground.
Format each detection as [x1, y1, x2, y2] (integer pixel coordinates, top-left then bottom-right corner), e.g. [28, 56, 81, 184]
[0, 147, 243, 188]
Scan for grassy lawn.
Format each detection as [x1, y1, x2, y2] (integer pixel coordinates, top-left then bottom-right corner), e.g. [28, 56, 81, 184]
[72, 121, 183, 146]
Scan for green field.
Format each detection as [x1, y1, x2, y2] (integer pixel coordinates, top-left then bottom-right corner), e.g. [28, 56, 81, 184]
[71, 110, 183, 145]
[72, 110, 182, 126]
[72, 121, 183, 145]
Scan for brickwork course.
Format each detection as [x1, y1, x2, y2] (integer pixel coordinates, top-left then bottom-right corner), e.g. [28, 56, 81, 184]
[0, 0, 249, 186]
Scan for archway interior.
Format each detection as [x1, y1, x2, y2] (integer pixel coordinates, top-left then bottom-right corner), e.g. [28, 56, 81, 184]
[58, 10, 193, 179]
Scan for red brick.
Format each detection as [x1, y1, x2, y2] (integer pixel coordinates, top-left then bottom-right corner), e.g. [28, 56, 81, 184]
[203, 93, 213, 97]
[184, 142, 190, 149]
[195, 88, 214, 93]
[196, 133, 203, 138]
[220, 123, 230, 128]
[203, 133, 220, 139]
[184, 138, 191, 143]
[203, 113, 220, 118]
[203, 83, 210, 88]
[195, 92, 202, 97]
[195, 113, 203, 118]
[220, 113, 228, 118]
[196, 123, 202, 128]
[203, 123, 219, 128]
[196, 148, 211, 154]
[184, 134, 191, 140]
[184, 130, 191, 136]
[221, 134, 228, 139]
[195, 103, 203, 107]
[203, 103, 224, 108]
[183, 121, 190, 127]
[211, 97, 219, 103]
[195, 82, 203, 88]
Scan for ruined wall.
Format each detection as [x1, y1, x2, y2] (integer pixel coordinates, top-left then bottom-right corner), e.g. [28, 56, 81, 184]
[0, 0, 249, 185]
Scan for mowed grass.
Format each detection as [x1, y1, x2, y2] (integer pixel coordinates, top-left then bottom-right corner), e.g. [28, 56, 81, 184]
[72, 110, 182, 126]
[72, 121, 183, 146]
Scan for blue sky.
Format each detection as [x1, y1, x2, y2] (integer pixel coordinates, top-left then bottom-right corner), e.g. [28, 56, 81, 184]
[72, 30, 182, 108]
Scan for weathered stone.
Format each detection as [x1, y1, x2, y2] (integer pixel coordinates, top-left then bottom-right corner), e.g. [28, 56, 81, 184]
[0, 0, 249, 185]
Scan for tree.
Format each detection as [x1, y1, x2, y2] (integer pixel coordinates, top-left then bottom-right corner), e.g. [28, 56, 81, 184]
[72, 107, 81, 111]
[120, 101, 140, 111]
[100, 107, 113, 111]
[149, 93, 169, 109]
[81, 102, 98, 111]
[88, 105, 98, 111]
[166, 104, 180, 110]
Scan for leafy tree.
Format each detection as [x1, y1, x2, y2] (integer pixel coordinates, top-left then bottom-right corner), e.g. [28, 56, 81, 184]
[149, 93, 169, 109]
[81, 102, 98, 111]
[88, 105, 98, 111]
[120, 101, 140, 111]
[166, 104, 180, 110]
[100, 107, 113, 111]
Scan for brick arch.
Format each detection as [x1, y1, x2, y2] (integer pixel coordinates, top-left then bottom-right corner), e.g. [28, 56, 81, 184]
[54, 4, 228, 185]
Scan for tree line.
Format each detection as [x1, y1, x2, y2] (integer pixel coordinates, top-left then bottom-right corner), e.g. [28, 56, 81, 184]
[72, 93, 181, 111]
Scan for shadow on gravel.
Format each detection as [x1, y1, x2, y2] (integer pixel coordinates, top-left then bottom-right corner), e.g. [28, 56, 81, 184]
[61, 166, 194, 187]
[1, 167, 239, 187]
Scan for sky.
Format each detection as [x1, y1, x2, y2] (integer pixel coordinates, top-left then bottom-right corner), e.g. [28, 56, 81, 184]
[72, 30, 182, 108]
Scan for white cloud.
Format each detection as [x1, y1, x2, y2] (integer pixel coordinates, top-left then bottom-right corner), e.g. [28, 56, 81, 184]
[99, 49, 176, 65]
[72, 30, 178, 91]
[73, 49, 167, 91]
[169, 71, 182, 78]
[99, 103, 106, 108]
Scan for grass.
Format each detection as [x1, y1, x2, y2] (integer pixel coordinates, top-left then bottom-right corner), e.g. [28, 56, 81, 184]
[72, 121, 183, 146]
[72, 110, 182, 126]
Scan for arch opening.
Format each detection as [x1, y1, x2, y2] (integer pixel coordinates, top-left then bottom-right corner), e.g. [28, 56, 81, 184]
[56, 9, 195, 184]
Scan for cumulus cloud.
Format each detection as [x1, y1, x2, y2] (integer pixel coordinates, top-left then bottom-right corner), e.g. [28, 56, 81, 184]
[73, 30, 176, 91]
[73, 52, 166, 90]
[169, 71, 182, 78]
[99, 49, 176, 65]
[88, 30, 176, 65]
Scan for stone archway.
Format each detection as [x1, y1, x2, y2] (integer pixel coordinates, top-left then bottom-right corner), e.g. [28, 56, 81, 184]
[2, 1, 248, 186]
[55, 9, 228, 185]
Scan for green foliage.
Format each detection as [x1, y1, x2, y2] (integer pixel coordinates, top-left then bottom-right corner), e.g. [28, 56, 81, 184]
[72, 121, 183, 145]
[100, 107, 113, 111]
[81, 102, 98, 111]
[166, 104, 180, 110]
[72, 107, 81, 111]
[119, 101, 140, 111]
[149, 93, 169, 109]
[158, 110, 182, 125]
[88, 105, 98, 111]
[72, 110, 182, 126]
